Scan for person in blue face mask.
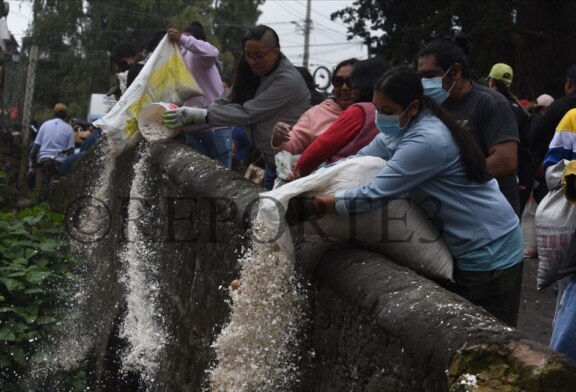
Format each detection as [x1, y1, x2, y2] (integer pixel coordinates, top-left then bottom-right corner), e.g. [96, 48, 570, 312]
[416, 39, 521, 217]
[288, 67, 525, 327]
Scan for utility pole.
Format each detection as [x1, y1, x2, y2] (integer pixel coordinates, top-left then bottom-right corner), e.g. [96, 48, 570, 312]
[17, 44, 38, 190]
[21, 45, 38, 147]
[303, 0, 312, 69]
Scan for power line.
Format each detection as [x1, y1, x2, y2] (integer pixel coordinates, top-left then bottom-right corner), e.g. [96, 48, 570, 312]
[283, 41, 363, 48]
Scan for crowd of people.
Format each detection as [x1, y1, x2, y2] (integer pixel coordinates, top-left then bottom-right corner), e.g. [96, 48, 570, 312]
[28, 24, 576, 361]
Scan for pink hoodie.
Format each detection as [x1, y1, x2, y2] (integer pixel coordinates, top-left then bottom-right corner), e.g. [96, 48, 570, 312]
[272, 98, 343, 154]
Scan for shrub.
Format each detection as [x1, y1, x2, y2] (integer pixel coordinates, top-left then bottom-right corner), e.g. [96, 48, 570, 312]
[0, 203, 84, 389]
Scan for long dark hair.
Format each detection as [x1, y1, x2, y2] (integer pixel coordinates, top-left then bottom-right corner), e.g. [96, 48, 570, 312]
[229, 25, 283, 104]
[375, 67, 492, 182]
[349, 56, 389, 103]
[491, 78, 528, 115]
[184, 21, 206, 41]
[334, 57, 359, 75]
[110, 42, 136, 73]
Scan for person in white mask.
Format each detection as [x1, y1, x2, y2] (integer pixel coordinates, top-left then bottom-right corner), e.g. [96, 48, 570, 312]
[417, 39, 520, 216]
[287, 67, 524, 327]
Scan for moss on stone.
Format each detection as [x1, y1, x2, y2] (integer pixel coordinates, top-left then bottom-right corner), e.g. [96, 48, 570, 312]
[448, 341, 576, 392]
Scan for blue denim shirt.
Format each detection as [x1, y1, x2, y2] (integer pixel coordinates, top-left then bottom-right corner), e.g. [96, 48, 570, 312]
[335, 110, 521, 269]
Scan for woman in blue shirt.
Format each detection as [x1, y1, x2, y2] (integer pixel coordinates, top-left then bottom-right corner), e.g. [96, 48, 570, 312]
[295, 67, 524, 327]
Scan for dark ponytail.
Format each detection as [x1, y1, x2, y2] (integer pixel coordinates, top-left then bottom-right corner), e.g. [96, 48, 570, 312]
[375, 67, 492, 182]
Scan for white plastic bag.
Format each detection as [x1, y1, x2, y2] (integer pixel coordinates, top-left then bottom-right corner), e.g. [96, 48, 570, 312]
[273, 151, 300, 189]
[521, 196, 538, 257]
[536, 160, 576, 289]
[94, 35, 202, 151]
[257, 156, 454, 282]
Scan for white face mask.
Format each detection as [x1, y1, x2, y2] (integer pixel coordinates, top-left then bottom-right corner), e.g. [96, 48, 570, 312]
[421, 66, 455, 104]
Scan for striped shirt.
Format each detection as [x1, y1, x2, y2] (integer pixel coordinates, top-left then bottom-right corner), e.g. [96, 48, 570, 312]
[544, 108, 576, 168]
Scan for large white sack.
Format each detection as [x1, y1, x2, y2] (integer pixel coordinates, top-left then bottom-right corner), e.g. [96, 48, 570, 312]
[521, 196, 538, 257]
[536, 159, 576, 289]
[94, 35, 202, 152]
[257, 156, 454, 282]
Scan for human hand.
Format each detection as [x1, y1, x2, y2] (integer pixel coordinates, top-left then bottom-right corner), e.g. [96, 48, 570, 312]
[162, 107, 207, 128]
[272, 122, 292, 147]
[285, 170, 300, 182]
[167, 28, 182, 43]
[285, 196, 316, 226]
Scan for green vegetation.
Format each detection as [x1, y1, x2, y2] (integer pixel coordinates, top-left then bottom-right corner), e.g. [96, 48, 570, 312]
[332, 0, 576, 99]
[0, 200, 84, 390]
[0, 171, 17, 207]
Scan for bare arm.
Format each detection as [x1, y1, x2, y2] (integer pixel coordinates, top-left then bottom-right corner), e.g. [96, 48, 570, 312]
[486, 141, 517, 179]
[314, 195, 337, 215]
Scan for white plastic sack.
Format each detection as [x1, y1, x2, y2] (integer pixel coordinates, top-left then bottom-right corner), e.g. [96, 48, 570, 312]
[94, 35, 202, 152]
[521, 196, 538, 257]
[273, 151, 300, 189]
[536, 159, 576, 289]
[257, 156, 454, 282]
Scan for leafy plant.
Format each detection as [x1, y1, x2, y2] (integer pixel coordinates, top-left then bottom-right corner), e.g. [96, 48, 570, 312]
[0, 203, 83, 389]
[0, 171, 17, 207]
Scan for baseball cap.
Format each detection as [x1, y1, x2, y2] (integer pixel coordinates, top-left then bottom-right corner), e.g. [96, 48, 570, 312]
[488, 63, 513, 85]
[536, 94, 554, 107]
[54, 103, 67, 114]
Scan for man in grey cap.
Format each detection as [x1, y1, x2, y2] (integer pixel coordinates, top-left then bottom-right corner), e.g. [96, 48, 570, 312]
[29, 103, 75, 190]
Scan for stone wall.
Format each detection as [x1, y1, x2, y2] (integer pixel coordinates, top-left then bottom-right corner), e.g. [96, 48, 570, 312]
[61, 138, 576, 391]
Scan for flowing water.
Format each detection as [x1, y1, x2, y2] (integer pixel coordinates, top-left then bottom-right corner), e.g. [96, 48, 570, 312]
[28, 139, 116, 385]
[30, 139, 168, 388]
[209, 217, 306, 392]
[30, 135, 307, 390]
[117, 145, 167, 383]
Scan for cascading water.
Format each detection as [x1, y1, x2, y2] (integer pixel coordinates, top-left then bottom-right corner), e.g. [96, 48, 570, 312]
[117, 144, 167, 383]
[209, 217, 307, 391]
[57, 138, 117, 368]
[28, 139, 116, 385]
[30, 138, 168, 388]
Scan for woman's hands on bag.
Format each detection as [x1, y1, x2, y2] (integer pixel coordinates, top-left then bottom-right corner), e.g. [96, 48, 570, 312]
[285, 194, 336, 226]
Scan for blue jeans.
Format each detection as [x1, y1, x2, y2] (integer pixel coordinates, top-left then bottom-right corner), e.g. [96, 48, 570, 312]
[60, 151, 86, 176]
[263, 164, 277, 190]
[550, 275, 576, 361]
[185, 128, 232, 169]
[232, 127, 251, 172]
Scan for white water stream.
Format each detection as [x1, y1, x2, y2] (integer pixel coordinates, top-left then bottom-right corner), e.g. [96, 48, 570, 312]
[117, 146, 167, 383]
[50, 138, 116, 371]
[210, 217, 306, 391]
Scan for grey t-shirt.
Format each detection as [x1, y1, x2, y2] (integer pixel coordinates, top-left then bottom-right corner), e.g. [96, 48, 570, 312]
[446, 82, 520, 215]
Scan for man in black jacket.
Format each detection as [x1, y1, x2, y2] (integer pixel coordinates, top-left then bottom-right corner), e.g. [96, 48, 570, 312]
[533, 65, 576, 171]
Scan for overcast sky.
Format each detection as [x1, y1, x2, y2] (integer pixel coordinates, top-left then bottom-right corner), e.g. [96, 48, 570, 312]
[258, 0, 368, 72]
[5, 0, 367, 74]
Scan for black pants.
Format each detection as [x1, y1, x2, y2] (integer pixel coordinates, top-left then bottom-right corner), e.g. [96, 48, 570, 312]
[451, 261, 524, 327]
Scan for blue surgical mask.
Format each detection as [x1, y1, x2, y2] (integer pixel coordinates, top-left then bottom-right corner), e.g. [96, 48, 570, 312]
[375, 106, 410, 137]
[421, 66, 455, 104]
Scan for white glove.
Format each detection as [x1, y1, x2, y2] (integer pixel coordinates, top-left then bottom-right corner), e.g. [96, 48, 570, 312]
[162, 107, 207, 128]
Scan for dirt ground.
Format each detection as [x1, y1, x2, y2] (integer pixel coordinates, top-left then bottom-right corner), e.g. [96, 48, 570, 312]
[516, 201, 557, 346]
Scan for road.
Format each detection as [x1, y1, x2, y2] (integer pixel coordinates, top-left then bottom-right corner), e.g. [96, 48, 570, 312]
[516, 201, 556, 346]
